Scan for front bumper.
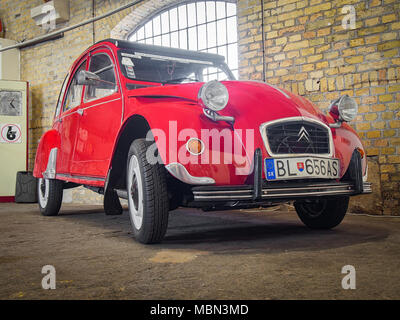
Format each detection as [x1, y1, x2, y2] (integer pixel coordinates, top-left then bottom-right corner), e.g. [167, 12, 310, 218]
[192, 180, 372, 202]
[191, 147, 371, 203]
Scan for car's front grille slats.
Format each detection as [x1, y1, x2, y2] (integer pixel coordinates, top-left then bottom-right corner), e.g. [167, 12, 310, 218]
[265, 120, 330, 155]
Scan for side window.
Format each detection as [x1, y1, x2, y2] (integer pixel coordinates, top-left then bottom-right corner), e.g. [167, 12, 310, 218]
[63, 62, 86, 111]
[85, 53, 117, 101]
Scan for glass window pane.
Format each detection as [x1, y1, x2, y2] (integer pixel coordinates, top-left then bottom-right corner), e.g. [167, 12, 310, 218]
[170, 8, 178, 32]
[196, 2, 206, 25]
[207, 22, 216, 48]
[179, 30, 188, 49]
[218, 45, 227, 58]
[129, 33, 137, 41]
[217, 19, 227, 46]
[171, 31, 179, 48]
[216, 2, 226, 19]
[228, 43, 238, 70]
[178, 5, 187, 29]
[187, 3, 196, 27]
[137, 26, 144, 40]
[162, 33, 170, 47]
[188, 27, 197, 50]
[227, 3, 236, 16]
[206, 1, 216, 22]
[198, 24, 207, 50]
[145, 22, 153, 38]
[161, 11, 169, 33]
[153, 16, 161, 35]
[154, 36, 161, 46]
[227, 16, 237, 43]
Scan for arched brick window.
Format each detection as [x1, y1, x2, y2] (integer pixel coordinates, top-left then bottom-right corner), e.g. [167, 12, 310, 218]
[128, 0, 238, 79]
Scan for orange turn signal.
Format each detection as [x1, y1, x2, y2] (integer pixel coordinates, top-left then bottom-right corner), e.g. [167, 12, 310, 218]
[186, 138, 204, 155]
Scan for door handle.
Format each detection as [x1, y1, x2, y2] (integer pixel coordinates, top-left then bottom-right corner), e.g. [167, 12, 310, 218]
[77, 109, 84, 116]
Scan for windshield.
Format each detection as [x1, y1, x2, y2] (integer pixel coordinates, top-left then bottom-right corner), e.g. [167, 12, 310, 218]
[117, 50, 234, 84]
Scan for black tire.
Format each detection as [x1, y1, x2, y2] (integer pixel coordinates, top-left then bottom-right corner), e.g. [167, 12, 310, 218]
[294, 196, 349, 229]
[38, 178, 63, 216]
[126, 139, 169, 244]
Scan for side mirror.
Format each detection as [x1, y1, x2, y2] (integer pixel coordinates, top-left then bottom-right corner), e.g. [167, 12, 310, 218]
[77, 70, 101, 86]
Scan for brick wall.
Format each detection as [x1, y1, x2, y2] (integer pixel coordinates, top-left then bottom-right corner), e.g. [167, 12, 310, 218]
[238, 0, 400, 215]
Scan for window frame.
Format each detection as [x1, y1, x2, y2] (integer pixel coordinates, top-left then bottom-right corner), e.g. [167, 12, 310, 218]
[62, 60, 87, 113]
[84, 51, 119, 103]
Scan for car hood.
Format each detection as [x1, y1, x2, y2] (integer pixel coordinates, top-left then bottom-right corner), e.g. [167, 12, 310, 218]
[127, 80, 331, 126]
[222, 81, 329, 126]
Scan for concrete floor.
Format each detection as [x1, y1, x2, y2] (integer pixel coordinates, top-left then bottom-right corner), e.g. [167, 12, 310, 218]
[0, 202, 399, 300]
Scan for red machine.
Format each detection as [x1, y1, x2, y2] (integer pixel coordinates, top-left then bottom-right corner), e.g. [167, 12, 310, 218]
[34, 39, 371, 243]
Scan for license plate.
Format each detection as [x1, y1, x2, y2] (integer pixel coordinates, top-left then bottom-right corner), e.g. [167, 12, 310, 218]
[265, 157, 340, 180]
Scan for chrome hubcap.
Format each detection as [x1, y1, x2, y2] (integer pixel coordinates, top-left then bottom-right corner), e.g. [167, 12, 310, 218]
[38, 178, 49, 208]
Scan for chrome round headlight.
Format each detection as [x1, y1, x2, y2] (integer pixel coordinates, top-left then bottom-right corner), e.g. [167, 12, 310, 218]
[198, 80, 229, 112]
[337, 95, 358, 122]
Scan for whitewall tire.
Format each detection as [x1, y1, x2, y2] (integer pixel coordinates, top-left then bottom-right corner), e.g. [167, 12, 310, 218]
[38, 178, 63, 216]
[126, 139, 169, 244]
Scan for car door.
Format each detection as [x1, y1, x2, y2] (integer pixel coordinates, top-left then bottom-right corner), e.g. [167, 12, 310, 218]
[57, 59, 87, 176]
[71, 49, 123, 178]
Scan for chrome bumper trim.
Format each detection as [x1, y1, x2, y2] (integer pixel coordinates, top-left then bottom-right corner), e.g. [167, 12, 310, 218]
[165, 162, 215, 185]
[259, 116, 334, 158]
[192, 181, 372, 201]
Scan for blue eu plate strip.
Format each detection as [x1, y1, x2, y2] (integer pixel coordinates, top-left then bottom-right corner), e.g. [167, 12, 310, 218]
[265, 158, 276, 180]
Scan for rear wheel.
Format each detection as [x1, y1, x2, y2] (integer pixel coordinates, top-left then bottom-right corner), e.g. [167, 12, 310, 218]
[38, 178, 63, 216]
[126, 139, 169, 244]
[294, 196, 349, 229]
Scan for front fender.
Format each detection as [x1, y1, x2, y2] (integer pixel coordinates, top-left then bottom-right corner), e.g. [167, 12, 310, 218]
[332, 123, 367, 178]
[33, 129, 61, 178]
[126, 97, 251, 185]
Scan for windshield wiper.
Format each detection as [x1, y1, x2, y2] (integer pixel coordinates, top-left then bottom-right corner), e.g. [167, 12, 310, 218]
[163, 77, 199, 84]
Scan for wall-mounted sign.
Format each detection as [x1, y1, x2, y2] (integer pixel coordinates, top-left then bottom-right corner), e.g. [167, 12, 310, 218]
[0, 90, 22, 116]
[0, 123, 22, 143]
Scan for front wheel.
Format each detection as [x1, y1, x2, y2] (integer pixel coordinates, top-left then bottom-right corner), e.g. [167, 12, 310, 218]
[126, 139, 169, 244]
[294, 196, 349, 229]
[38, 178, 63, 216]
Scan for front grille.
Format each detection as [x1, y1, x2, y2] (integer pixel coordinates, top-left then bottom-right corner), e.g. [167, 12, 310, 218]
[265, 120, 330, 155]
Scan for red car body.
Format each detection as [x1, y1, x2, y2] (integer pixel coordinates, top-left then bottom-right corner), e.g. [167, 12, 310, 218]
[33, 39, 371, 243]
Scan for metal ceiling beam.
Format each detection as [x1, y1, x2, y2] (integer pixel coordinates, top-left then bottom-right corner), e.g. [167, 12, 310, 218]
[0, 0, 145, 53]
